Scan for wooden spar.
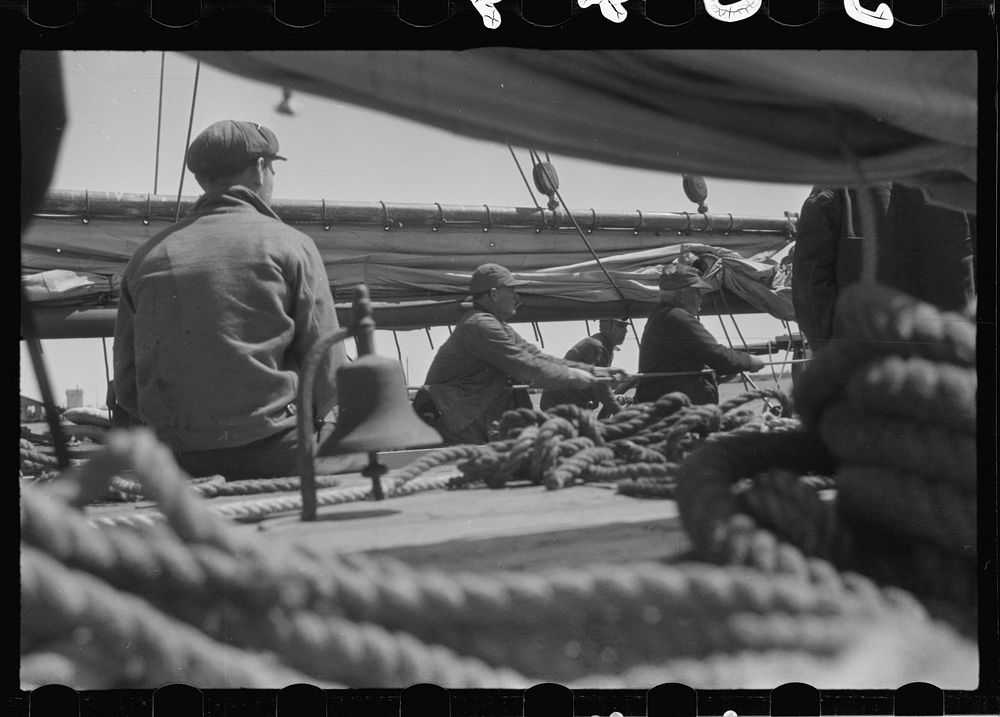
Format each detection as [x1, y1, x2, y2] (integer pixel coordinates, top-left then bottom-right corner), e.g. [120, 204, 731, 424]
[33, 190, 797, 237]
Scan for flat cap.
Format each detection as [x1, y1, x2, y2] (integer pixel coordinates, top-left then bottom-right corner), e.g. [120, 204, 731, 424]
[658, 263, 713, 291]
[186, 120, 286, 176]
[469, 263, 527, 295]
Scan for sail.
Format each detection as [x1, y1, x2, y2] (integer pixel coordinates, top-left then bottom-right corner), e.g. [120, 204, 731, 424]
[22, 190, 797, 337]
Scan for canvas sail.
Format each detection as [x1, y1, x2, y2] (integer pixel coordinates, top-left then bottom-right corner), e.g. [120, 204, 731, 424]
[22, 190, 797, 337]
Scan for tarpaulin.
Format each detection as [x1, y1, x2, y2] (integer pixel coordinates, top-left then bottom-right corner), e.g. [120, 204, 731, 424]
[188, 50, 977, 212]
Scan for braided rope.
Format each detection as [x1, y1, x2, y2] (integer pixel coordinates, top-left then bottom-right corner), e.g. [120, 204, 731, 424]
[22, 546, 320, 689]
[818, 400, 976, 488]
[676, 430, 838, 561]
[843, 355, 976, 433]
[835, 464, 975, 556]
[832, 283, 976, 367]
[735, 469, 840, 559]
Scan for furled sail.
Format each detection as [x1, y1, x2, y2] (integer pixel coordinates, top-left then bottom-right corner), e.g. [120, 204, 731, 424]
[22, 190, 797, 337]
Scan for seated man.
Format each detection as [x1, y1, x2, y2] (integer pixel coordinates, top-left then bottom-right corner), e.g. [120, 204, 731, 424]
[540, 318, 629, 415]
[635, 264, 765, 405]
[113, 119, 363, 479]
[417, 264, 624, 444]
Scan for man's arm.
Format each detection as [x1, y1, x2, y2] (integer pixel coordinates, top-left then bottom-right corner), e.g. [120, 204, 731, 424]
[463, 315, 598, 390]
[288, 236, 347, 419]
[676, 312, 763, 374]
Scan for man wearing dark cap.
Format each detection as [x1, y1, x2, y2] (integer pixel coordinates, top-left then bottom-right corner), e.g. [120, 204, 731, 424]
[634, 263, 764, 405]
[540, 318, 629, 414]
[113, 120, 357, 479]
[417, 263, 625, 444]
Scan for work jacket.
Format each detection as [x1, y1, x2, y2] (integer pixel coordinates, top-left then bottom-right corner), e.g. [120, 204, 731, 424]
[791, 182, 973, 348]
[423, 307, 593, 443]
[113, 186, 345, 452]
[634, 304, 757, 406]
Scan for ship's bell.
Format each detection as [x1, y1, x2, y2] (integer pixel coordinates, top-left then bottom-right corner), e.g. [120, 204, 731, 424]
[317, 353, 442, 455]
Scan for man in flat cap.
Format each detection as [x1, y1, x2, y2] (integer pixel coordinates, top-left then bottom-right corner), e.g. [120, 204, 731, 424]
[113, 120, 358, 479]
[417, 263, 626, 444]
[540, 318, 630, 415]
[634, 263, 764, 405]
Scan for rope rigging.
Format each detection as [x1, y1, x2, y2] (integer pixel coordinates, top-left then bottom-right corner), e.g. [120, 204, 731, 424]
[506, 145, 641, 343]
[174, 60, 201, 224]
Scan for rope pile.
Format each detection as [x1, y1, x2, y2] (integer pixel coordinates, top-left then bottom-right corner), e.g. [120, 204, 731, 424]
[446, 388, 798, 495]
[675, 283, 978, 637]
[20, 430, 974, 690]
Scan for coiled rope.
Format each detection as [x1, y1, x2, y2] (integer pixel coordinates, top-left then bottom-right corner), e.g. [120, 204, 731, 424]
[21, 450, 968, 688]
[676, 282, 978, 637]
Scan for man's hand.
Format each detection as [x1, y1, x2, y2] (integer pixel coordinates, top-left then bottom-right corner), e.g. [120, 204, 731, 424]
[591, 365, 632, 387]
[748, 355, 766, 372]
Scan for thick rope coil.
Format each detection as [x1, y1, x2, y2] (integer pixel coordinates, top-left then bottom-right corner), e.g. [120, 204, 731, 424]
[843, 355, 977, 434]
[21, 546, 320, 688]
[546, 403, 605, 444]
[493, 427, 540, 485]
[792, 341, 873, 430]
[528, 417, 579, 483]
[457, 445, 507, 487]
[269, 611, 529, 688]
[609, 439, 669, 464]
[835, 464, 976, 557]
[326, 554, 937, 680]
[719, 387, 791, 415]
[20, 440, 60, 471]
[22, 486, 315, 628]
[838, 520, 978, 637]
[675, 430, 839, 562]
[832, 282, 976, 367]
[544, 446, 616, 489]
[66, 429, 241, 552]
[734, 469, 840, 559]
[496, 407, 548, 436]
[817, 399, 976, 489]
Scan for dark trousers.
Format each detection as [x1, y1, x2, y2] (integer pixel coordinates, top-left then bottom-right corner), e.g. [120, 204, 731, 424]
[174, 423, 368, 479]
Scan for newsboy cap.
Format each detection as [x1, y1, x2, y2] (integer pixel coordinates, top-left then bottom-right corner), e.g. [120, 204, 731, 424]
[658, 263, 713, 291]
[469, 263, 528, 295]
[186, 120, 287, 177]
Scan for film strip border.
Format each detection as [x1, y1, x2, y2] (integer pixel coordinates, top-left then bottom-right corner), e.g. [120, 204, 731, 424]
[19, 682, 1000, 715]
[5, 0, 995, 30]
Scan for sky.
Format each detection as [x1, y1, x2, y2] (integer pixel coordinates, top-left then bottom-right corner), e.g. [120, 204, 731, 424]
[20, 50, 813, 407]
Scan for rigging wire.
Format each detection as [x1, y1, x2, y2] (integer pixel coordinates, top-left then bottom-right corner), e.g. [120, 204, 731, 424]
[153, 51, 165, 195]
[174, 60, 201, 224]
[507, 142, 543, 211]
[547, 180, 641, 344]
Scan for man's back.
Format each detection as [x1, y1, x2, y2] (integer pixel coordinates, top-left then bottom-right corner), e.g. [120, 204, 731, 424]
[114, 187, 344, 452]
